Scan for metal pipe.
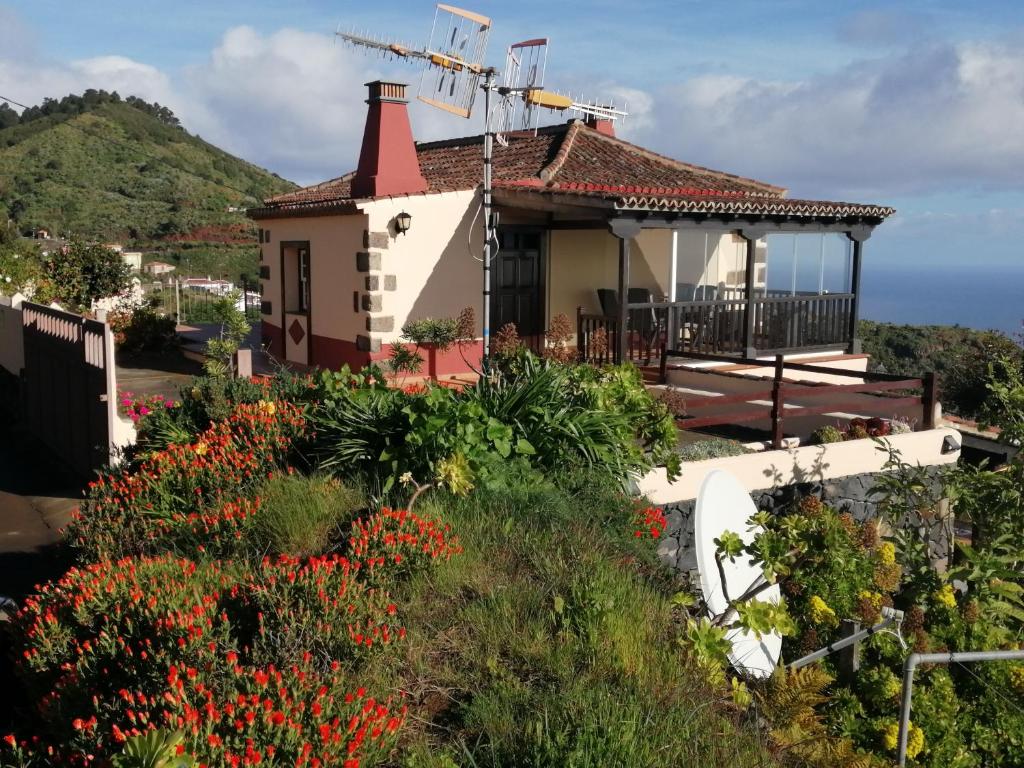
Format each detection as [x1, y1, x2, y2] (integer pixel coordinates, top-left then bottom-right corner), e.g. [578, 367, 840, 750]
[481, 69, 495, 363]
[898, 649, 1024, 766]
[788, 608, 902, 670]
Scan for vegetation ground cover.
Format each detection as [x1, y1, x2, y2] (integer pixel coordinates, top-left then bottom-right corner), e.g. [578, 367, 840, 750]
[3, 335, 1024, 767]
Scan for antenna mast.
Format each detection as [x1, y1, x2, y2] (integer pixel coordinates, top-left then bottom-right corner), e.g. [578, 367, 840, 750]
[337, 4, 627, 362]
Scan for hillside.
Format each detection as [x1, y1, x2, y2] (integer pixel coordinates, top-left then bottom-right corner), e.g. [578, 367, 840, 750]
[860, 319, 1024, 418]
[0, 91, 296, 280]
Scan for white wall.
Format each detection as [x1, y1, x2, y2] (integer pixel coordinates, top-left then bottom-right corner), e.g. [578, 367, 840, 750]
[364, 190, 483, 342]
[637, 427, 962, 504]
[259, 212, 369, 343]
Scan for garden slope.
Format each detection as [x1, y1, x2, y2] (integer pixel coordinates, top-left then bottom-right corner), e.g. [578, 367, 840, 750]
[363, 481, 783, 767]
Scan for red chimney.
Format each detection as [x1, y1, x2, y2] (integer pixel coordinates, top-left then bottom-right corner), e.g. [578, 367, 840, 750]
[585, 114, 616, 137]
[351, 81, 428, 198]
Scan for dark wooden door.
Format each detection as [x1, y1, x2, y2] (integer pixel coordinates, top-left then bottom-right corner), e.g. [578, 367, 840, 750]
[492, 230, 544, 338]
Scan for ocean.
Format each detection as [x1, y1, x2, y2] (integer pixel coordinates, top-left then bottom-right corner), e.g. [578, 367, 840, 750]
[859, 262, 1024, 339]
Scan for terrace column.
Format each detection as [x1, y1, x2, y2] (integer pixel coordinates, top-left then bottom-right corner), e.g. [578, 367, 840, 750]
[609, 218, 643, 364]
[740, 227, 765, 359]
[847, 226, 871, 355]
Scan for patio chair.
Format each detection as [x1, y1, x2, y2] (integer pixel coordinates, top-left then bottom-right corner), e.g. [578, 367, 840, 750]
[676, 282, 698, 302]
[627, 287, 661, 363]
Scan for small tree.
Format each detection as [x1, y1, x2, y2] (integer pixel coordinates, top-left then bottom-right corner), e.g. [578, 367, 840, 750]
[0, 222, 42, 296]
[204, 290, 251, 378]
[37, 239, 131, 312]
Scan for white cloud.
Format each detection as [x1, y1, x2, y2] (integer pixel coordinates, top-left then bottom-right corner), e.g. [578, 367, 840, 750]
[626, 39, 1024, 200]
[2, 12, 1024, 206]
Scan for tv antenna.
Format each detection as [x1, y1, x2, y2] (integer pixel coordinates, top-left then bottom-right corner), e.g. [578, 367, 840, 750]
[337, 4, 628, 360]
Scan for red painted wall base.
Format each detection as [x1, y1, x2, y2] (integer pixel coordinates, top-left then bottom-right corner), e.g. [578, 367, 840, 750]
[262, 323, 484, 377]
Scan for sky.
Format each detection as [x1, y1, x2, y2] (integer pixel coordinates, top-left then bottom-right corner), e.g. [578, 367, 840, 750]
[2, 0, 1024, 271]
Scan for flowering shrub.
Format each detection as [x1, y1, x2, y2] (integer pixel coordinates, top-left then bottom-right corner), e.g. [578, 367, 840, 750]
[71, 400, 305, 560]
[7, 551, 409, 766]
[119, 391, 178, 423]
[247, 554, 404, 664]
[165, 658, 406, 768]
[348, 507, 462, 585]
[630, 505, 667, 540]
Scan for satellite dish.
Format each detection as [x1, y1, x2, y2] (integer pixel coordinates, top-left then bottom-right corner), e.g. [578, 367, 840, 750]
[694, 469, 782, 679]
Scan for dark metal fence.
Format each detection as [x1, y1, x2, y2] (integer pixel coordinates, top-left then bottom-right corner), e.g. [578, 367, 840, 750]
[144, 279, 262, 324]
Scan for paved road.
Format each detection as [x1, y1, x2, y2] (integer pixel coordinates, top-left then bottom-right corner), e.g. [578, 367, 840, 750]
[0, 425, 79, 602]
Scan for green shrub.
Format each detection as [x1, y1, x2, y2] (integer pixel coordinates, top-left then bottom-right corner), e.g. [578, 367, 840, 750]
[810, 424, 846, 444]
[109, 301, 178, 356]
[311, 355, 679, 497]
[252, 472, 363, 557]
[677, 437, 749, 462]
[70, 400, 305, 560]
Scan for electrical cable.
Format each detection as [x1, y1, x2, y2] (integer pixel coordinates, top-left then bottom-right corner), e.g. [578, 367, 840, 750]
[955, 660, 1024, 719]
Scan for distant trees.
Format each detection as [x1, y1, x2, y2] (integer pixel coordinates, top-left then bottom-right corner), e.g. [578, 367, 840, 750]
[860, 319, 1024, 419]
[3, 90, 181, 129]
[0, 103, 19, 130]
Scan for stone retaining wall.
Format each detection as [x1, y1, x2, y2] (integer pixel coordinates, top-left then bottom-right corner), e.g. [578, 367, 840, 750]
[654, 467, 946, 577]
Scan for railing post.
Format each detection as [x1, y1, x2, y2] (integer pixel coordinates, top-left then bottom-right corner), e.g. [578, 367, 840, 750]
[847, 232, 866, 354]
[576, 305, 585, 363]
[739, 228, 764, 358]
[609, 218, 642, 365]
[659, 341, 668, 384]
[771, 354, 785, 449]
[922, 371, 939, 429]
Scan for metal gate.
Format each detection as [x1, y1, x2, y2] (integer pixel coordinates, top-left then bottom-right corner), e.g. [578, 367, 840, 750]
[22, 302, 114, 478]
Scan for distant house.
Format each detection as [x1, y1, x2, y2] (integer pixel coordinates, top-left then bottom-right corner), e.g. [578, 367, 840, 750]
[143, 261, 176, 276]
[121, 251, 143, 271]
[249, 80, 893, 374]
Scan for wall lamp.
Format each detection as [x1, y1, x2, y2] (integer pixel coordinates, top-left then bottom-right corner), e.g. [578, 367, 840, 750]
[394, 211, 412, 236]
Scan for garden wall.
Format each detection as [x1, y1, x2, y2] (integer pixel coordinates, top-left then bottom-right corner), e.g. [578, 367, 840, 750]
[638, 427, 961, 577]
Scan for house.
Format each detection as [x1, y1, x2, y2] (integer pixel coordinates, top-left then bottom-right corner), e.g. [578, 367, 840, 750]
[120, 251, 143, 271]
[249, 80, 893, 375]
[143, 261, 176, 276]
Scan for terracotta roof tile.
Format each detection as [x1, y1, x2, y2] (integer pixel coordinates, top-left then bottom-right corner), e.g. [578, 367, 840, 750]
[255, 121, 891, 221]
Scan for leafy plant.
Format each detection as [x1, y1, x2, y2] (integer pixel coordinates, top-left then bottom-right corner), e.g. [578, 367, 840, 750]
[112, 731, 194, 768]
[203, 289, 250, 377]
[32, 238, 131, 312]
[108, 300, 178, 356]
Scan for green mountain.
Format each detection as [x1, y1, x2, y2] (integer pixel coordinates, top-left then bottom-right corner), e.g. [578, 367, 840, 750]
[0, 91, 296, 281]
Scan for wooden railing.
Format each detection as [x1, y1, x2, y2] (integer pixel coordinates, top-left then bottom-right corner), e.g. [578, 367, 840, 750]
[751, 293, 853, 353]
[668, 352, 939, 449]
[576, 308, 618, 365]
[577, 292, 856, 364]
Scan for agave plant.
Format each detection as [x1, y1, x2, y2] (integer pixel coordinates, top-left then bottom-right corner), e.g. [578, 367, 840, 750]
[112, 730, 194, 768]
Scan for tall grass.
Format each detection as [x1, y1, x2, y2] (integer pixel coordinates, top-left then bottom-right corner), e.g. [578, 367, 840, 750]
[362, 477, 780, 767]
[252, 473, 363, 557]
